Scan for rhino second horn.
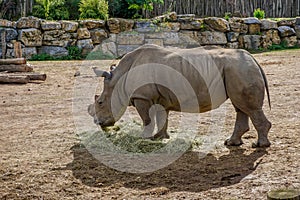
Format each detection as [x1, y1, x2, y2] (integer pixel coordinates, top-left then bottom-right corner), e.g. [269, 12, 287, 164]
[92, 67, 112, 79]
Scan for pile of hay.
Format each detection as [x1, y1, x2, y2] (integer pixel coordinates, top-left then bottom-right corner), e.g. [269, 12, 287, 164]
[79, 121, 203, 154]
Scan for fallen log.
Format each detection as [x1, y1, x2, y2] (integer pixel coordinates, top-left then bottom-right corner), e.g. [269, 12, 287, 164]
[0, 64, 33, 72]
[0, 58, 26, 65]
[12, 72, 47, 81]
[0, 74, 30, 84]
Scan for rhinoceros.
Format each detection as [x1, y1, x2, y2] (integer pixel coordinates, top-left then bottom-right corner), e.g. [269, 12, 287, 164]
[88, 44, 271, 147]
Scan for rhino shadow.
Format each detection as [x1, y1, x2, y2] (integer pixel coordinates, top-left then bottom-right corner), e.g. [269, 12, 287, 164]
[65, 144, 267, 193]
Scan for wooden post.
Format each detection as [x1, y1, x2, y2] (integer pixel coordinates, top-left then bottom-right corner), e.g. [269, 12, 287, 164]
[0, 64, 33, 72]
[14, 42, 22, 58]
[1, 30, 6, 59]
[0, 74, 30, 84]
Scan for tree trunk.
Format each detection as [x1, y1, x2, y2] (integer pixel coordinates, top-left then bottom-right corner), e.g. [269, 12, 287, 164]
[0, 58, 26, 65]
[1, 31, 6, 59]
[0, 64, 33, 72]
[0, 74, 30, 84]
[11, 72, 47, 81]
[14, 42, 22, 58]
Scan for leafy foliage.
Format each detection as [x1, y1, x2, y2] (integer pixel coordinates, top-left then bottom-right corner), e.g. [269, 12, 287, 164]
[108, 0, 136, 18]
[78, 0, 109, 19]
[32, 0, 69, 20]
[253, 8, 265, 19]
[65, 0, 81, 20]
[126, 0, 164, 18]
[30, 46, 84, 61]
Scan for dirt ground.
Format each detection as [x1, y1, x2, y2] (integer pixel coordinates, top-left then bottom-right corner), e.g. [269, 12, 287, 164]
[0, 49, 299, 200]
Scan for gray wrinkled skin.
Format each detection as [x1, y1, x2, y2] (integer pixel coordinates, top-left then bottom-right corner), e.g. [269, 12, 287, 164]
[88, 44, 271, 147]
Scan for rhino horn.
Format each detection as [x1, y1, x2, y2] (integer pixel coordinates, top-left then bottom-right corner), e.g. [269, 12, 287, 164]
[92, 67, 112, 79]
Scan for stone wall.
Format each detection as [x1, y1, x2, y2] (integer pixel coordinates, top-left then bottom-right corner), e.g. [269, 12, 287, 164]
[0, 13, 300, 59]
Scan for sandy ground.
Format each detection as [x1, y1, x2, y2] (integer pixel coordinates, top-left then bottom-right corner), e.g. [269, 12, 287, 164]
[0, 49, 299, 199]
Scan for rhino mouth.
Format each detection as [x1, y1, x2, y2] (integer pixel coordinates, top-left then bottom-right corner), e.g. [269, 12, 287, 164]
[94, 118, 115, 128]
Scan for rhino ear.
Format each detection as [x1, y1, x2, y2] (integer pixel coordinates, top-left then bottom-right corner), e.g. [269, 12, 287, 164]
[92, 67, 112, 80]
[94, 95, 100, 101]
[110, 64, 116, 71]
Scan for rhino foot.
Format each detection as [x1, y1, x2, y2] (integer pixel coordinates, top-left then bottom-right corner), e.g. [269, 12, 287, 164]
[224, 138, 243, 146]
[153, 132, 170, 140]
[252, 140, 271, 148]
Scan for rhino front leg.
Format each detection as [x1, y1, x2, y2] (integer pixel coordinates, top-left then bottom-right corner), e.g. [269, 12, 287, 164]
[153, 108, 170, 139]
[134, 99, 155, 139]
[225, 110, 250, 146]
[249, 110, 271, 148]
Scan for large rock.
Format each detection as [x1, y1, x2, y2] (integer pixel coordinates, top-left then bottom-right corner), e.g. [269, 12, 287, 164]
[261, 30, 281, 48]
[80, 20, 105, 29]
[278, 26, 296, 37]
[117, 32, 144, 45]
[179, 18, 203, 30]
[0, 19, 16, 28]
[94, 42, 117, 57]
[277, 19, 296, 26]
[227, 42, 239, 49]
[229, 18, 248, 33]
[295, 25, 300, 39]
[145, 39, 164, 46]
[43, 30, 72, 47]
[41, 21, 62, 31]
[227, 32, 239, 42]
[107, 18, 134, 34]
[38, 46, 68, 57]
[76, 39, 94, 52]
[198, 31, 227, 45]
[243, 17, 261, 24]
[261, 19, 278, 30]
[60, 20, 78, 33]
[16, 16, 40, 29]
[22, 47, 37, 59]
[282, 36, 298, 47]
[179, 31, 200, 47]
[134, 21, 159, 33]
[90, 29, 108, 44]
[77, 28, 91, 39]
[204, 17, 230, 32]
[239, 35, 261, 49]
[296, 17, 300, 25]
[0, 28, 18, 42]
[18, 28, 42, 47]
[153, 12, 178, 23]
[248, 24, 261, 34]
[159, 22, 180, 32]
[162, 32, 180, 45]
[118, 45, 140, 57]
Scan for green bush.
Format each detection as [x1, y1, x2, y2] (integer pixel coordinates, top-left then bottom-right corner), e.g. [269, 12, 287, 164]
[126, 0, 164, 18]
[253, 8, 265, 19]
[65, 0, 81, 20]
[29, 46, 84, 61]
[224, 12, 232, 21]
[108, 0, 136, 18]
[85, 49, 115, 60]
[32, 0, 69, 20]
[79, 0, 109, 19]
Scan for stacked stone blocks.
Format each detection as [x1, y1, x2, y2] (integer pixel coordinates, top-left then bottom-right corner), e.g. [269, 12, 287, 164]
[0, 13, 299, 59]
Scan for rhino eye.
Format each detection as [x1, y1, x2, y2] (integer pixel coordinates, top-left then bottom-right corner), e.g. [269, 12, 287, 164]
[98, 101, 103, 105]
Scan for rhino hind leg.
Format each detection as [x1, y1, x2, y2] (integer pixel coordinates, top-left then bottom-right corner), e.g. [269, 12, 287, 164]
[248, 110, 272, 148]
[225, 110, 250, 146]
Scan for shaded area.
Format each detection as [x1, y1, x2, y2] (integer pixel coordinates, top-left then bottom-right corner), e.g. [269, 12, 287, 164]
[65, 144, 267, 193]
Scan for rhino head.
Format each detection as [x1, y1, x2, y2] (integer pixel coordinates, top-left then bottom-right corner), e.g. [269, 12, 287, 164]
[88, 66, 118, 128]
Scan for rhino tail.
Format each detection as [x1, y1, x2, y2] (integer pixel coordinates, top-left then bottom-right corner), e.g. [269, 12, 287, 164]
[255, 60, 271, 110]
